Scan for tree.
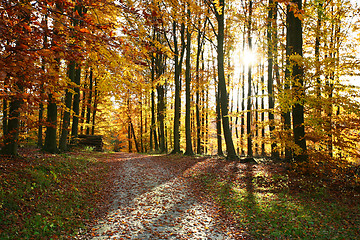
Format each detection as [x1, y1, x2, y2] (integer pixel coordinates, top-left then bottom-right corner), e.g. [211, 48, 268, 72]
[286, 0, 307, 161]
[267, 0, 279, 159]
[184, 8, 194, 156]
[214, 0, 238, 159]
[246, 0, 253, 158]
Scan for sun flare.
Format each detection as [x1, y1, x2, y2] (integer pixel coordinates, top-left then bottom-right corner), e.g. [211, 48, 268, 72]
[242, 48, 257, 66]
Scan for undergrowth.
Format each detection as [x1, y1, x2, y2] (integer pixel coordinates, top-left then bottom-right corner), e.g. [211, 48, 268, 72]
[0, 150, 110, 239]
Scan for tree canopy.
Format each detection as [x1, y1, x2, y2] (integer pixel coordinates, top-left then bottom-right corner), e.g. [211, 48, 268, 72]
[1, 0, 360, 167]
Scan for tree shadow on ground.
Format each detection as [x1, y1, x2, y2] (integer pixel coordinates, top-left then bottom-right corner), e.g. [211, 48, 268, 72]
[91, 153, 234, 239]
[192, 157, 360, 239]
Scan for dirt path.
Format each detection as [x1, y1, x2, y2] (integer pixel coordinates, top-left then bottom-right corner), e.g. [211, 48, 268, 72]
[87, 153, 238, 239]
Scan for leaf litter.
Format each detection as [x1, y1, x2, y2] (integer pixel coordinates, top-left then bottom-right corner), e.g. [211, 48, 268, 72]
[83, 153, 244, 240]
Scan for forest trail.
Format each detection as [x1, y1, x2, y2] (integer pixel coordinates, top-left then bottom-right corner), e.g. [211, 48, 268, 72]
[87, 153, 241, 240]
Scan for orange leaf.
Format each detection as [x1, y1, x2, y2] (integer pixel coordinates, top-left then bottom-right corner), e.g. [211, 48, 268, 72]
[80, 28, 90, 33]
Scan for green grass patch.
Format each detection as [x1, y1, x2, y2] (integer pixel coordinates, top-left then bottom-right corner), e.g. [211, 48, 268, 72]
[196, 163, 360, 239]
[0, 151, 110, 239]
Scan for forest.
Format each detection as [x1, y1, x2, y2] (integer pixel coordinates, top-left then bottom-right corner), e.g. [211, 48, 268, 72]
[1, 0, 360, 162]
[1, 0, 360, 238]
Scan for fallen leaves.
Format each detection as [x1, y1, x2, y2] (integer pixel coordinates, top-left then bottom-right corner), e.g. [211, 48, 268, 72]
[87, 153, 240, 239]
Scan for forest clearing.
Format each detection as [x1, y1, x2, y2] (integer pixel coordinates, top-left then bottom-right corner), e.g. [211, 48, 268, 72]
[1, 0, 360, 239]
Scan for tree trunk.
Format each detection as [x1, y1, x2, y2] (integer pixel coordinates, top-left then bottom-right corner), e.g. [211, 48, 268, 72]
[246, 0, 253, 157]
[3, 82, 23, 155]
[157, 83, 166, 153]
[86, 68, 93, 135]
[184, 11, 194, 156]
[216, 89, 224, 156]
[287, 0, 307, 162]
[80, 72, 87, 135]
[171, 21, 185, 154]
[2, 82, 8, 141]
[195, 21, 203, 155]
[44, 93, 58, 153]
[59, 62, 75, 151]
[261, 64, 265, 156]
[216, 0, 237, 159]
[71, 65, 81, 139]
[267, 0, 279, 158]
[91, 78, 98, 135]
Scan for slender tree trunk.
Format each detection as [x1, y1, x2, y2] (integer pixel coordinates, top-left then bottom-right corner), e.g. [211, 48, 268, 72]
[157, 83, 166, 153]
[3, 77, 8, 143]
[43, 93, 58, 153]
[71, 65, 81, 140]
[255, 70, 259, 156]
[59, 62, 75, 151]
[2, 98, 8, 139]
[172, 21, 181, 154]
[80, 72, 87, 135]
[261, 64, 265, 155]
[247, 0, 253, 157]
[216, 89, 224, 156]
[216, 0, 237, 159]
[315, 1, 323, 108]
[86, 68, 93, 135]
[184, 10, 194, 156]
[195, 20, 203, 155]
[91, 78, 98, 135]
[140, 96, 144, 152]
[37, 98, 44, 147]
[130, 121, 140, 152]
[287, 0, 307, 162]
[267, 0, 279, 158]
[241, 64, 245, 156]
[151, 85, 158, 151]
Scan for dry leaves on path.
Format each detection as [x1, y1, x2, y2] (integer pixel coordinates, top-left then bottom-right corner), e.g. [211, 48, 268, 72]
[85, 153, 244, 240]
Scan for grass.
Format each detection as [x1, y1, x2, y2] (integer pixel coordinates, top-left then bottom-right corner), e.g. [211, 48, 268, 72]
[195, 160, 360, 239]
[0, 149, 111, 239]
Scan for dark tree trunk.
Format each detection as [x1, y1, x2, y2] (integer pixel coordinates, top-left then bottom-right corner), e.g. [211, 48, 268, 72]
[71, 65, 81, 139]
[241, 65, 246, 156]
[171, 21, 185, 154]
[261, 64, 265, 156]
[255, 71, 259, 156]
[184, 11, 194, 156]
[2, 84, 8, 141]
[246, 0, 253, 157]
[59, 62, 75, 151]
[216, 0, 237, 160]
[37, 99, 44, 147]
[267, 0, 279, 158]
[140, 96, 144, 152]
[216, 89, 224, 156]
[150, 56, 158, 152]
[286, 0, 307, 161]
[91, 78, 98, 135]
[79, 72, 87, 135]
[315, 1, 323, 106]
[44, 94, 58, 153]
[86, 68, 93, 135]
[3, 82, 23, 155]
[157, 83, 166, 153]
[130, 121, 140, 152]
[195, 22, 203, 155]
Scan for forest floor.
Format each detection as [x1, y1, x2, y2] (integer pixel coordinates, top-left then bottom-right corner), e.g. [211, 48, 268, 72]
[83, 153, 244, 239]
[81, 152, 360, 240]
[1, 150, 359, 239]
